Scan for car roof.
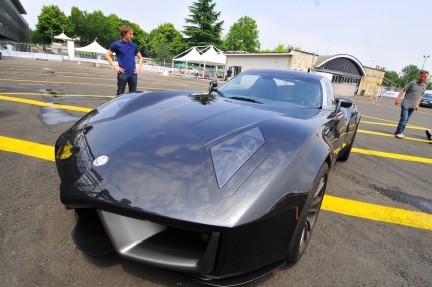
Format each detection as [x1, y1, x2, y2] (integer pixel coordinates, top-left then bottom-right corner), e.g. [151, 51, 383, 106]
[243, 69, 326, 81]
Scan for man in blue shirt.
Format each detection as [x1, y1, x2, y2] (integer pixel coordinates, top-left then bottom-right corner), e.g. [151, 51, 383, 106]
[106, 25, 143, 96]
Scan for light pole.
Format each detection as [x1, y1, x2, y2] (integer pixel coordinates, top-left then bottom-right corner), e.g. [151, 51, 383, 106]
[421, 55, 430, 71]
[371, 60, 374, 68]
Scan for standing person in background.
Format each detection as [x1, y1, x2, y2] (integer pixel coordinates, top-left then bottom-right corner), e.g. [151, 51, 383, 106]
[225, 67, 232, 81]
[394, 70, 429, 139]
[106, 25, 143, 96]
[369, 83, 382, 102]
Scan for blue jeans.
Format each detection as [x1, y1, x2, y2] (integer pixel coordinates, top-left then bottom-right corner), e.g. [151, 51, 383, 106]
[117, 73, 137, 96]
[395, 106, 414, 134]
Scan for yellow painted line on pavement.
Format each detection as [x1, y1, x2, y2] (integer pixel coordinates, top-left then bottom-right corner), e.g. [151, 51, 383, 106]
[322, 195, 432, 230]
[358, 130, 431, 143]
[0, 78, 176, 91]
[0, 95, 92, 113]
[361, 115, 427, 129]
[0, 136, 54, 161]
[360, 120, 425, 130]
[0, 77, 116, 87]
[1, 135, 431, 230]
[0, 92, 114, 99]
[352, 147, 432, 164]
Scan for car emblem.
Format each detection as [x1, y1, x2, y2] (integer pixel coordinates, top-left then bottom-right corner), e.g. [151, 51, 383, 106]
[93, 155, 109, 166]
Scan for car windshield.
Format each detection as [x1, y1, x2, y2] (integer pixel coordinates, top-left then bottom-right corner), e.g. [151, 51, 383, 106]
[423, 93, 432, 100]
[218, 73, 322, 109]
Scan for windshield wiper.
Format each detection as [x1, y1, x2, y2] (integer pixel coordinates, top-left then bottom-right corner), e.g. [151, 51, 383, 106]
[213, 89, 226, 98]
[228, 96, 263, 104]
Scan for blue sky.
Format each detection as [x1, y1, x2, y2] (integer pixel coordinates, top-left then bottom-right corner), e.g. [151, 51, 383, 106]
[19, 0, 432, 73]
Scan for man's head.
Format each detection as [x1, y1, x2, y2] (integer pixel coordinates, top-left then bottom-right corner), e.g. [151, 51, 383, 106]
[120, 25, 134, 42]
[419, 70, 429, 84]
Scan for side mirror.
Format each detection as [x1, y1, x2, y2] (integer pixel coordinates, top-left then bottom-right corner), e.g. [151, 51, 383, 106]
[336, 97, 353, 108]
[329, 97, 353, 118]
[209, 80, 218, 93]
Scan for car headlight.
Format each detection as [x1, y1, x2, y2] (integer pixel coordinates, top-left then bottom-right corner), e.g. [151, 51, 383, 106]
[210, 127, 265, 188]
[56, 139, 79, 160]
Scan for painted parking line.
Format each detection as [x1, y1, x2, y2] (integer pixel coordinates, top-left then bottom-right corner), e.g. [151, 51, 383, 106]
[358, 130, 431, 143]
[322, 195, 432, 230]
[0, 95, 93, 113]
[0, 135, 431, 231]
[361, 115, 427, 129]
[0, 77, 117, 87]
[352, 147, 432, 164]
[361, 120, 426, 130]
[0, 92, 114, 99]
[0, 136, 54, 161]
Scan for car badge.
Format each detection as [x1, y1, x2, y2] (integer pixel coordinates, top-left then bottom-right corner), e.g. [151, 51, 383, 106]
[93, 155, 109, 166]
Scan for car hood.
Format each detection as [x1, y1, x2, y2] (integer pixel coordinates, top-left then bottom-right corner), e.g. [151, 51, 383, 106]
[58, 92, 326, 227]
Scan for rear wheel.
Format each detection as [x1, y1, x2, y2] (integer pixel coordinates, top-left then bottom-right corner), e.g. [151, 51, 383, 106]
[286, 163, 329, 264]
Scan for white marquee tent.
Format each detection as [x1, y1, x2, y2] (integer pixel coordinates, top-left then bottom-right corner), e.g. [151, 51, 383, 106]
[75, 40, 108, 54]
[53, 32, 73, 41]
[172, 45, 226, 78]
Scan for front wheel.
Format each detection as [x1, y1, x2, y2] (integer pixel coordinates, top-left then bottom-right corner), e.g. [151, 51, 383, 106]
[338, 127, 358, 161]
[286, 163, 329, 264]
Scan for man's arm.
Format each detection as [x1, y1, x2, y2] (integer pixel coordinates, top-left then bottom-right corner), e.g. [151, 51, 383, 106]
[106, 50, 124, 73]
[415, 94, 423, 111]
[134, 52, 143, 74]
[395, 89, 405, 105]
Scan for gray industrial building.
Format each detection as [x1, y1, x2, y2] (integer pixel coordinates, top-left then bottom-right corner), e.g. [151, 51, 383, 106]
[0, 0, 29, 42]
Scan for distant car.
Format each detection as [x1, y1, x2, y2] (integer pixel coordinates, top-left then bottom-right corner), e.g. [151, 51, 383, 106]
[420, 93, 432, 108]
[55, 69, 361, 284]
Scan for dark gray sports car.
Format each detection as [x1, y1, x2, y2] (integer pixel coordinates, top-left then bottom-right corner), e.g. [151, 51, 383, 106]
[55, 69, 360, 284]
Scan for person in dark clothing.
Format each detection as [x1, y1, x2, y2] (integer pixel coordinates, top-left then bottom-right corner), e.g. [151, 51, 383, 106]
[106, 25, 143, 96]
[225, 67, 232, 81]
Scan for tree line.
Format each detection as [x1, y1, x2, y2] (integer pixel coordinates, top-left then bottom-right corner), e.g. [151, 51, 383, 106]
[30, 1, 261, 62]
[29, 0, 430, 89]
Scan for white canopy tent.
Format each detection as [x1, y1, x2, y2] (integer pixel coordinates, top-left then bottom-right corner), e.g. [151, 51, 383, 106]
[75, 40, 108, 67]
[75, 40, 108, 54]
[173, 47, 203, 63]
[200, 46, 226, 65]
[53, 32, 73, 41]
[172, 45, 226, 78]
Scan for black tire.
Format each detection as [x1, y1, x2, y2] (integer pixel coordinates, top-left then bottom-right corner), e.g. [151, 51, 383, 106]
[286, 163, 329, 264]
[338, 128, 358, 161]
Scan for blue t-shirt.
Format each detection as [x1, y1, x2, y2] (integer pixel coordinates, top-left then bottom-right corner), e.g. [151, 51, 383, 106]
[109, 39, 139, 75]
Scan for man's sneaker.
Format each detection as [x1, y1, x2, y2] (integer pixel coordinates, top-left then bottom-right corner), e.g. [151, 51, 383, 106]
[426, 129, 432, 141]
[395, 133, 406, 139]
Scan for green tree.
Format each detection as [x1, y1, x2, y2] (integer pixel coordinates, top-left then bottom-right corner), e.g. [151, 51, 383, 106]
[399, 65, 420, 86]
[274, 43, 286, 52]
[261, 43, 302, 53]
[68, 7, 87, 42]
[126, 21, 150, 57]
[149, 23, 185, 61]
[384, 70, 401, 88]
[183, 0, 224, 47]
[222, 16, 260, 52]
[29, 29, 43, 44]
[84, 11, 110, 46]
[36, 5, 72, 43]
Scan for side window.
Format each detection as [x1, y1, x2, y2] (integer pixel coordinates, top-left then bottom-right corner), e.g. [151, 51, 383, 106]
[325, 81, 336, 106]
